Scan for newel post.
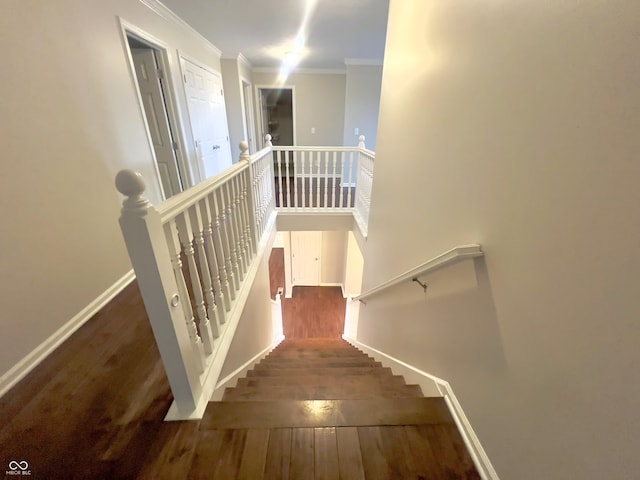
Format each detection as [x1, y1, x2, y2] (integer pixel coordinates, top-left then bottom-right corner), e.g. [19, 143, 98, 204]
[240, 141, 259, 250]
[358, 134, 366, 149]
[265, 133, 273, 148]
[115, 170, 202, 413]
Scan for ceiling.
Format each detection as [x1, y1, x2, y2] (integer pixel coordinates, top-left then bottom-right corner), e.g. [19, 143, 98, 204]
[159, 0, 390, 70]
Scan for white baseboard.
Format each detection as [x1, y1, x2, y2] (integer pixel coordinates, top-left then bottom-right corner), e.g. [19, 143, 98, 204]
[0, 270, 136, 399]
[210, 335, 284, 401]
[343, 336, 499, 480]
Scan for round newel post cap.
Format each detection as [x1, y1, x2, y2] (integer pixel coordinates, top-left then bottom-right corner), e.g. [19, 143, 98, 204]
[116, 169, 146, 197]
[265, 134, 273, 147]
[239, 141, 250, 162]
[358, 135, 366, 148]
[115, 170, 150, 212]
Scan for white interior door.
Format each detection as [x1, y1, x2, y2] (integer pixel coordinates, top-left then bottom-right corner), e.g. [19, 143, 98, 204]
[181, 58, 232, 181]
[132, 49, 182, 197]
[291, 231, 321, 286]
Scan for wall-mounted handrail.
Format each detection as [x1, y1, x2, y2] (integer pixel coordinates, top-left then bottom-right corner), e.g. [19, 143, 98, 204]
[354, 244, 483, 303]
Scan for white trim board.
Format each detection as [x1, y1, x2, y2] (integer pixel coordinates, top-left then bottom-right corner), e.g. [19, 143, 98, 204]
[0, 270, 136, 399]
[343, 336, 500, 480]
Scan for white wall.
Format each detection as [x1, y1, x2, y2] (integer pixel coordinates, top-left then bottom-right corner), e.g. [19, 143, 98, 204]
[0, 1, 223, 385]
[321, 230, 347, 285]
[217, 249, 274, 380]
[359, 0, 640, 478]
[342, 64, 383, 149]
[252, 71, 346, 146]
[343, 231, 364, 297]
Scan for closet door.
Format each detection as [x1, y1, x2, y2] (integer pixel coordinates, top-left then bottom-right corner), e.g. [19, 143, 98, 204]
[181, 58, 232, 181]
[291, 231, 321, 286]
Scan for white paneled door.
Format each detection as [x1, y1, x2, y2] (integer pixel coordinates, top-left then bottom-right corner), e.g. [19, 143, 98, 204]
[181, 58, 232, 181]
[291, 231, 322, 286]
[132, 49, 182, 198]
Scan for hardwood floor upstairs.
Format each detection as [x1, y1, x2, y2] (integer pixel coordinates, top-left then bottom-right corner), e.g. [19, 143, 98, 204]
[191, 338, 481, 479]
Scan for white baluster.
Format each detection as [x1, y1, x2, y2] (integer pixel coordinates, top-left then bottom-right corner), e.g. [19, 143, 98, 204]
[164, 219, 206, 371]
[301, 151, 306, 208]
[240, 142, 257, 254]
[217, 185, 241, 291]
[188, 203, 219, 348]
[175, 212, 212, 359]
[293, 151, 299, 209]
[199, 196, 227, 324]
[346, 151, 354, 208]
[339, 151, 345, 209]
[208, 191, 234, 307]
[323, 151, 329, 208]
[277, 149, 284, 208]
[115, 170, 203, 412]
[228, 178, 247, 278]
[285, 150, 291, 208]
[315, 152, 322, 208]
[231, 173, 249, 275]
[332, 151, 338, 209]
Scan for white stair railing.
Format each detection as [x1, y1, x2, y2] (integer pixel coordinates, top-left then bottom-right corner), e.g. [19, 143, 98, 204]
[270, 135, 375, 227]
[115, 136, 372, 418]
[115, 141, 275, 419]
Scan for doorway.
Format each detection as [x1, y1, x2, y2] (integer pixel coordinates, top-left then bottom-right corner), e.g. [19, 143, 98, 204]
[257, 87, 295, 148]
[125, 34, 184, 199]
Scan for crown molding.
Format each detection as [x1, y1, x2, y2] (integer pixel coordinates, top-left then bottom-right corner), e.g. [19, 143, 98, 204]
[252, 66, 346, 75]
[237, 53, 253, 70]
[344, 58, 384, 66]
[138, 0, 222, 57]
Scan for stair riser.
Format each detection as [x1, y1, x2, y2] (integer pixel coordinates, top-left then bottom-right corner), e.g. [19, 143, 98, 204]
[246, 367, 394, 377]
[202, 398, 453, 429]
[236, 375, 407, 388]
[223, 385, 424, 401]
[256, 361, 382, 369]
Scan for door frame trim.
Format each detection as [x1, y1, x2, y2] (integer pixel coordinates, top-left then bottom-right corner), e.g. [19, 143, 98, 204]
[118, 17, 192, 196]
[240, 77, 257, 154]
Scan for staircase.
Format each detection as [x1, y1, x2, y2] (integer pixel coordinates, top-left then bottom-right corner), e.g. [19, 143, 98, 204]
[191, 338, 481, 479]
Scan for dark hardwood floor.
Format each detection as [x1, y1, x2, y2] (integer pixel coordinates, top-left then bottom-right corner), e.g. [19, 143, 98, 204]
[269, 247, 346, 339]
[0, 280, 188, 479]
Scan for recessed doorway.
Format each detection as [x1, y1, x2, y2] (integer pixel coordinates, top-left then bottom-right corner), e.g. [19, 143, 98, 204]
[257, 87, 295, 148]
[124, 32, 184, 199]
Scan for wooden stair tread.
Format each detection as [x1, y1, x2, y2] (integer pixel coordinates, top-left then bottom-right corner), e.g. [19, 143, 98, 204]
[201, 398, 452, 429]
[222, 384, 424, 401]
[237, 374, 406, 388]
[246, 366, 393, 377]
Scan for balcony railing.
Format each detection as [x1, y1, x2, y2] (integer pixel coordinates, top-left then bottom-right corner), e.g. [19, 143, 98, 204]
[270, 135, 375, 235]
[115, 136, 374, 419]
